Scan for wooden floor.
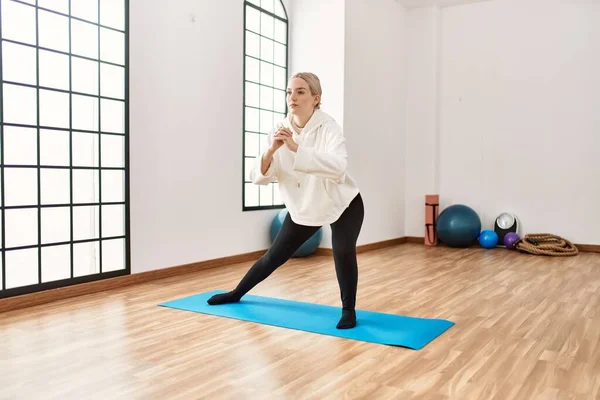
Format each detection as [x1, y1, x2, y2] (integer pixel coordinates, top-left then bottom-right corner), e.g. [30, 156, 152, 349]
[1, 244, 600, 399]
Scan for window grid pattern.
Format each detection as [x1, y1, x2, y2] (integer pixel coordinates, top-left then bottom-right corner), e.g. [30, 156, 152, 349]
[243, 0, 288, 210]
[0, 0, 130, 298]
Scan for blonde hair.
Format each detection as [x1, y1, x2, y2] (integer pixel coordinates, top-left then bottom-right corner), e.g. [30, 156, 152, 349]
[291, 72, 322, 109]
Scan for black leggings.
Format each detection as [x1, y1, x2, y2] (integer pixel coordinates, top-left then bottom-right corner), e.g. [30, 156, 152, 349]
[231, 193, 364, 309]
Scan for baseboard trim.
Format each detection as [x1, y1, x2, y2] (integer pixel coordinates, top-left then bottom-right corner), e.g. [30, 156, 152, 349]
[404, 236, 600, 253]
[574, 244, 600, 253]
[0, 237, 409, 313]
[3, 236, 597, 313]
[314, 237, 407, 256]
[0, 249, 267, 314]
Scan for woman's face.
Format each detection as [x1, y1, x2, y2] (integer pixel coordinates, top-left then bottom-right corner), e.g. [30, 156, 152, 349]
[286, 78, 319, 117]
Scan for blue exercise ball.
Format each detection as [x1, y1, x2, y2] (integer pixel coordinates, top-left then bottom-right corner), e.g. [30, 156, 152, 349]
[436, 204, 481, 247]
[478, 229, 498, 249]
[270, 209, 322, 257]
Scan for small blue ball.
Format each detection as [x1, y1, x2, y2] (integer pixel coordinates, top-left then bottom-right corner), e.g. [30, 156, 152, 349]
[478, 229, 498, 249]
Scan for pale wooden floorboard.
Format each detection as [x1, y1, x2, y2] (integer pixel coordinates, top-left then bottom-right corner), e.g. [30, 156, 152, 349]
[1, 244, 600, 399]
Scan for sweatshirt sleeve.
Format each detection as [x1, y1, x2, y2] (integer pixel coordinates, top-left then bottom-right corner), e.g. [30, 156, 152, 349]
[293, 124, 348, 183]
[249, 131, 279, 185]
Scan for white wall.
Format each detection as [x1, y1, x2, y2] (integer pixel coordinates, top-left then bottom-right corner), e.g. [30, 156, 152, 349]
[129, 0, 291, 273]
[405, 0, 600, 245]
[398, 0, 491, 9]
[129, 0, 407, 274]
[404, 6, 440, 239]
[130, 0, 600, 277]
[344, 0, 407, 245]
[289, 0, 345, 126]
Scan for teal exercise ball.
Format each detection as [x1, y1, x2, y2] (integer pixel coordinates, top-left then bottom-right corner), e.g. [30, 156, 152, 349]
[270, 209, 322, 257]
[436, 204, 481, 248]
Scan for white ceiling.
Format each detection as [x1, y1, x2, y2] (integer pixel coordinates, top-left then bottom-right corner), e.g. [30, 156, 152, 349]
[396, 0, 493, 9]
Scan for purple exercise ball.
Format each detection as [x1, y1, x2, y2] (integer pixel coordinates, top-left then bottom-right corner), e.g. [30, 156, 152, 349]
[504, 232, 520, 249]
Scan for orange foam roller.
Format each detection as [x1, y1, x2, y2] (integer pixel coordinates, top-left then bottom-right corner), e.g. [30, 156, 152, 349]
[425, 194, 439, 246]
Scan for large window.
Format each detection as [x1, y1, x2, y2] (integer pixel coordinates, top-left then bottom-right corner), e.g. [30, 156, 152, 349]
[243, 0, 287, 210]
[0, 0, 129, 298]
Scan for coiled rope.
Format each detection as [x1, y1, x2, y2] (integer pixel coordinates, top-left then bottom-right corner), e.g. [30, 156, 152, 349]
[515, 233, 578, 256]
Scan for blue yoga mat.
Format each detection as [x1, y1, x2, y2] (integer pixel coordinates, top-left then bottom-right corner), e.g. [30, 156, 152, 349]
[159, 290, 454, 350]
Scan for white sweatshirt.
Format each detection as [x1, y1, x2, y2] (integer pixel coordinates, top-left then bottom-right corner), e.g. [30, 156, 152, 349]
[250, 109, 360, 226]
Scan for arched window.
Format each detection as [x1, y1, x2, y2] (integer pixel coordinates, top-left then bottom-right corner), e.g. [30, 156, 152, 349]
[242, 0, 288, 210]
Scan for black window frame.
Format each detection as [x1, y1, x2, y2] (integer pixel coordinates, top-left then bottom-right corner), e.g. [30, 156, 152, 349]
[0, 0, 130, 299]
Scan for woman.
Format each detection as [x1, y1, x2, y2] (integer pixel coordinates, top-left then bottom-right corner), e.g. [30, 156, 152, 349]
[208, 72, 364, 329]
